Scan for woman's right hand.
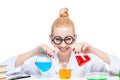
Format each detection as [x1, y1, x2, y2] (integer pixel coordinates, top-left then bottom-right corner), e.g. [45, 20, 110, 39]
[33, 44, 54, 58]
[15, 44, 54, 67]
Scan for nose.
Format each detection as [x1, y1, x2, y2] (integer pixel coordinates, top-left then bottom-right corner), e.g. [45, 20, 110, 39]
[60, 41, 67, 47]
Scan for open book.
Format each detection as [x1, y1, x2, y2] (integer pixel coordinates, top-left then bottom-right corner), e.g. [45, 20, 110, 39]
[0, 65, 7, 80]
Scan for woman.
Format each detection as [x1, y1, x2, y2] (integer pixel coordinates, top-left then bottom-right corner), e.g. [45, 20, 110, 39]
[1, 8, 107, 77]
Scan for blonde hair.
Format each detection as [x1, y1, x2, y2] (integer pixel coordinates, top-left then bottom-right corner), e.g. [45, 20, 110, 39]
[51, 8, 75, 34]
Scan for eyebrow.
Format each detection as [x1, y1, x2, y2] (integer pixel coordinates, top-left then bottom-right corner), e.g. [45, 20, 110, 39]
[51, 33, 75, 36]
[51, 34, 75, 37]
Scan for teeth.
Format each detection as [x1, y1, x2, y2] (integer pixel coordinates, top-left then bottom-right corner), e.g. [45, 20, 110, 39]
[54, 47, 67, 53]
[60, 48, 67, 51]
[61, 48, 66, 50]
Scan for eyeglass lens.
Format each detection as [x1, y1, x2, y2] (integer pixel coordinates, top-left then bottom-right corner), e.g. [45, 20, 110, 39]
[52, 36, 74, 45]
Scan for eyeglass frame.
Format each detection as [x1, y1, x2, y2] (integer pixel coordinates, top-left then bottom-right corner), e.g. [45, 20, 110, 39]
[51, 36, 75, 45]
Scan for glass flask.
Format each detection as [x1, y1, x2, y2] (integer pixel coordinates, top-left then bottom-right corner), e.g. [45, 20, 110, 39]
[35, 49, 52, 77]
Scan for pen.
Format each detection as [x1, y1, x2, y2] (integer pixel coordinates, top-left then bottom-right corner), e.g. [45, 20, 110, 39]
[9, 75, 31, 80]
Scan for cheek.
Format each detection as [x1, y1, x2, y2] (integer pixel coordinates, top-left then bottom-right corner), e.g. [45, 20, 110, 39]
[50, 40, 54, 45]
[54, 45, 60, 48]
[73, 41, 76, 44]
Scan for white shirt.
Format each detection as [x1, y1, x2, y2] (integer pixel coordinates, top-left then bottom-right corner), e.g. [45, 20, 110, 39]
[1, 51, 108, 77]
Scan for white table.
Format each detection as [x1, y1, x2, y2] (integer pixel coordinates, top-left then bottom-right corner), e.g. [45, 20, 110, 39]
[16, 75, 119, 80]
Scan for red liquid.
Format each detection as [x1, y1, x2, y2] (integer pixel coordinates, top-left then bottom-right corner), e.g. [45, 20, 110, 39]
[76, 55, 90, 66]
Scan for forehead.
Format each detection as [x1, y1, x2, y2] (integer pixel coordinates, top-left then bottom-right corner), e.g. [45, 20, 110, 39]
[52, 26, 74, 37]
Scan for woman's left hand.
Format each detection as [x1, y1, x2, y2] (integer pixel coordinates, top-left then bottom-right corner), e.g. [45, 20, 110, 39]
[72, 42, 95, 54]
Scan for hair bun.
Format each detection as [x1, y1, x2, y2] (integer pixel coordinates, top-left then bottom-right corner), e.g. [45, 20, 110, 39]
[59, 8, 69, 17]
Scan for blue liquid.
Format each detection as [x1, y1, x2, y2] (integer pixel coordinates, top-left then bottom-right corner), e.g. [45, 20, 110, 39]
[35, 62, 52, 72]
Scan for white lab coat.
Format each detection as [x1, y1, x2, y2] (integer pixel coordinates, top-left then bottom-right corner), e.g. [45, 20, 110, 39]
[1, 51, 108, 77]
[108, 55, 120, 75]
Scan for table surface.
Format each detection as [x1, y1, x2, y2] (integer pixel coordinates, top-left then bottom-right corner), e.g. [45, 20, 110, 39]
[16, 75, 119, 80]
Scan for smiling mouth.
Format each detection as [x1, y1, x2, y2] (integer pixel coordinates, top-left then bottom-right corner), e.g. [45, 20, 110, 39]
[59, 48, 68, 52]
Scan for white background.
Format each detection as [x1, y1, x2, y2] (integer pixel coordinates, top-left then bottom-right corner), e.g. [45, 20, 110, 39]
[0, 0, 120, 63]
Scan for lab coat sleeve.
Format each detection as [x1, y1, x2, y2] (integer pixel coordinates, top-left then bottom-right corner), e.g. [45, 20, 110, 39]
[90, 54, 107, 72]
[108, 55, 120, 75]
[0, 56, 22, 76]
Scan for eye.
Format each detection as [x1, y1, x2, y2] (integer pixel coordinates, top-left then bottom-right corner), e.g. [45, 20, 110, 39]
[65, 37, 72, 42]
[55, 37, 61, 41]
[66, 37, 72, 40]
[52, 36, 63, 45]
[54, 38, 62, 43]
[64, 36, 74, 44]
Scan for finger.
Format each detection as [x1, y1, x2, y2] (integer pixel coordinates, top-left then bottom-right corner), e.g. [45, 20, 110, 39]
[76, 43, 81, 53]
[72, 43, 78, 54]
[72, 43, 76, 51]
[46, 48, 54, 58]
[73, 42, 83, 54]
[77, 42, 85, 53]
[81, 42, 89, 53]
[82, 45, 87, 53]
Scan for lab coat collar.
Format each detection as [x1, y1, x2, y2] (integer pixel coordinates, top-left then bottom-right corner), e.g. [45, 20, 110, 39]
[52, 51, 77, 73]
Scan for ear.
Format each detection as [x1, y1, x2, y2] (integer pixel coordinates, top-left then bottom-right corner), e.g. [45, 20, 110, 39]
[49, 35, 54, 45]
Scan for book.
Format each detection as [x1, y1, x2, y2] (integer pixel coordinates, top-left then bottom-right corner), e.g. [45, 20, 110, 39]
[0, 77, 6, 80]
[0, 71, 6, 78]
[0, 65, 7, 72]
[0, 65, 7, 80]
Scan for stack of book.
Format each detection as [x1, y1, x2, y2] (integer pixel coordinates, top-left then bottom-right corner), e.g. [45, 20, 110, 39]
[0, 65, 7, 80]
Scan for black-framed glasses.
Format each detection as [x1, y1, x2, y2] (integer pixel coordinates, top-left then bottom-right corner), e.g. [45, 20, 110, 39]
[52, 36, 75, 45]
